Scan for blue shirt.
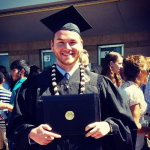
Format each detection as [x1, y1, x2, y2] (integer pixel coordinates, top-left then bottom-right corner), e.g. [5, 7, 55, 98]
[56, 65, 66, 76]
[8, 78, 27, 119]
[56, 63, 79, 77]
[10, 78, 27, 106]
[3, 81, 11, 91]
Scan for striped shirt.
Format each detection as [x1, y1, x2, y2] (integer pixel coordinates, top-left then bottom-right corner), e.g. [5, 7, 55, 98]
[0, 87, 11, 128]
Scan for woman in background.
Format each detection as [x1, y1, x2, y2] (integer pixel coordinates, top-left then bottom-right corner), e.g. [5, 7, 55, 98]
[101, 51, 123, 88]
[141, 57, 150, 125]
[79, 49, 90, 70]
[119, 55, 150, 150]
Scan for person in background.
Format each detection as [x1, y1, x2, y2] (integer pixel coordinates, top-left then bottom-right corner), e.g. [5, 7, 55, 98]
[119, 55, 150, 150]
[29, 65, 40, 77]
[8, 60, 30, 150]
[9, 60, 30, 113]
[101, 51, 123, 88]
[91, 64, 102, 74]
[141, 57, 150, 125]
[0, 72, 12, 150]
[79, 49, 90, 70]
[119, 59, 126, 82]
[0, 66, 10, 91]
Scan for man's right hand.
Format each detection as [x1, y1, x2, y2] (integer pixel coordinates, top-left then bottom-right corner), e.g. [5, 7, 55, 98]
[29, 124, 61, 145]
[0, 101, 13, 112]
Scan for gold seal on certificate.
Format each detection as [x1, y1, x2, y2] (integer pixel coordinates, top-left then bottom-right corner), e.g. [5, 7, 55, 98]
[65, 111, 75, 120]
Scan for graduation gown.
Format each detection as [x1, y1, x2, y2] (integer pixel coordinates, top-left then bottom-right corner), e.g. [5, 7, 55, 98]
[6, 67, 137, 150]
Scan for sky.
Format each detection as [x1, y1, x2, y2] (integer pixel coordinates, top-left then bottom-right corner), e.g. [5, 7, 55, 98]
[0, 0, 63, 10]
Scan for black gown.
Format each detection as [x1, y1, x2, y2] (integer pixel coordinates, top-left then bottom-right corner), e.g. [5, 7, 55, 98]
[6, 67, 137, 150]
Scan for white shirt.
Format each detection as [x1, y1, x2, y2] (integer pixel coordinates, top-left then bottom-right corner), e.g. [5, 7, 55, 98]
[119, 81, 147, 150]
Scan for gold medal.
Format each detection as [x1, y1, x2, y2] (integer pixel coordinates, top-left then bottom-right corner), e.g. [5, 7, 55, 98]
[65, 111, 75, 120]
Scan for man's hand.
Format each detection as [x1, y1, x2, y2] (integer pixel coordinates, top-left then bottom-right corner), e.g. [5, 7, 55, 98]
[85, 121, 111, 139]
[0, 101, 13, 112]
[29, 124, 61, 145]
[0, 101, 8, 109]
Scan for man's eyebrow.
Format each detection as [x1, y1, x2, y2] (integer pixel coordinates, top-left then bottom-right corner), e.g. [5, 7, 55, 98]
[70, 39, 76, 41]
[56, 38, 77, 41]
[56, 38, 63, 40]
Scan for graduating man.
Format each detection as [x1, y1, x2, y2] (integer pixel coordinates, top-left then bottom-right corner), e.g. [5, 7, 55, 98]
[7, 6, 137, 150]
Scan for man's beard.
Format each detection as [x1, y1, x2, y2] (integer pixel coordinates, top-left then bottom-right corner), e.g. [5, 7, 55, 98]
[54, 51, 80, 66]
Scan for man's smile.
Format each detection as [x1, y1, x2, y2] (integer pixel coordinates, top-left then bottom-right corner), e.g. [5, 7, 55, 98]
[61, 52, 74, 57]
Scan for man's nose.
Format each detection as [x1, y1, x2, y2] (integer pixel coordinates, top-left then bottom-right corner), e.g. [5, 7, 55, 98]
[64, 43, 72, 50]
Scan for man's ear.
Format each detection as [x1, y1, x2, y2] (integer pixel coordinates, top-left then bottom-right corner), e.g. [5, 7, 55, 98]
[2, 78, 5, 84]
[110, 61, 113, 67]
[51, 40, 54, 52]
[20, 69, 25, 76]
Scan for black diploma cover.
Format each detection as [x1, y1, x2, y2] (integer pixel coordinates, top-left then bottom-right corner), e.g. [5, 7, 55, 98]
[43, 93, 100, 135]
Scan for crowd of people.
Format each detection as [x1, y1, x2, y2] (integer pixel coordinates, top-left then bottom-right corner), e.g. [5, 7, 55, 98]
[0, 61, 39, 150]
[0, 5, 150, 150]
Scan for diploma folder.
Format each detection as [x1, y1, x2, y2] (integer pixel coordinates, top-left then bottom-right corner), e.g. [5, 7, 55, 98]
[43, 93, 100, 135]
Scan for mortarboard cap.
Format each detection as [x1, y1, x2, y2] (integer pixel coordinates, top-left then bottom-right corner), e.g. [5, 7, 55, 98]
[30, 65, 39, 72]
[40, 5, 92, 35]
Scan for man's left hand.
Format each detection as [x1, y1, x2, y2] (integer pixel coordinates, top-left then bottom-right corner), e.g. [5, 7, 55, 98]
[85, 121, 111, 139]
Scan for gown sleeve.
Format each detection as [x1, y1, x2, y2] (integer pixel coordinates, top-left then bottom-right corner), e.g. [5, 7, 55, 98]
[98, 76, 137, 150]
[6, 76, 38, 150]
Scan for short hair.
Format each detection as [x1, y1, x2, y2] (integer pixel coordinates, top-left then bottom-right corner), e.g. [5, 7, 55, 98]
[0, 72, 4, 84]
[124, 55, 147, 83]
[10, 60, 30, 77]
[0, 65, 6, 71]
[52, 30, 83, 43]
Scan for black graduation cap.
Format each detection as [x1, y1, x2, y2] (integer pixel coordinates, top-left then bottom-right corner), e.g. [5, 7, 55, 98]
[40, 5, 92, 35]
[30, 65, 39, 72]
